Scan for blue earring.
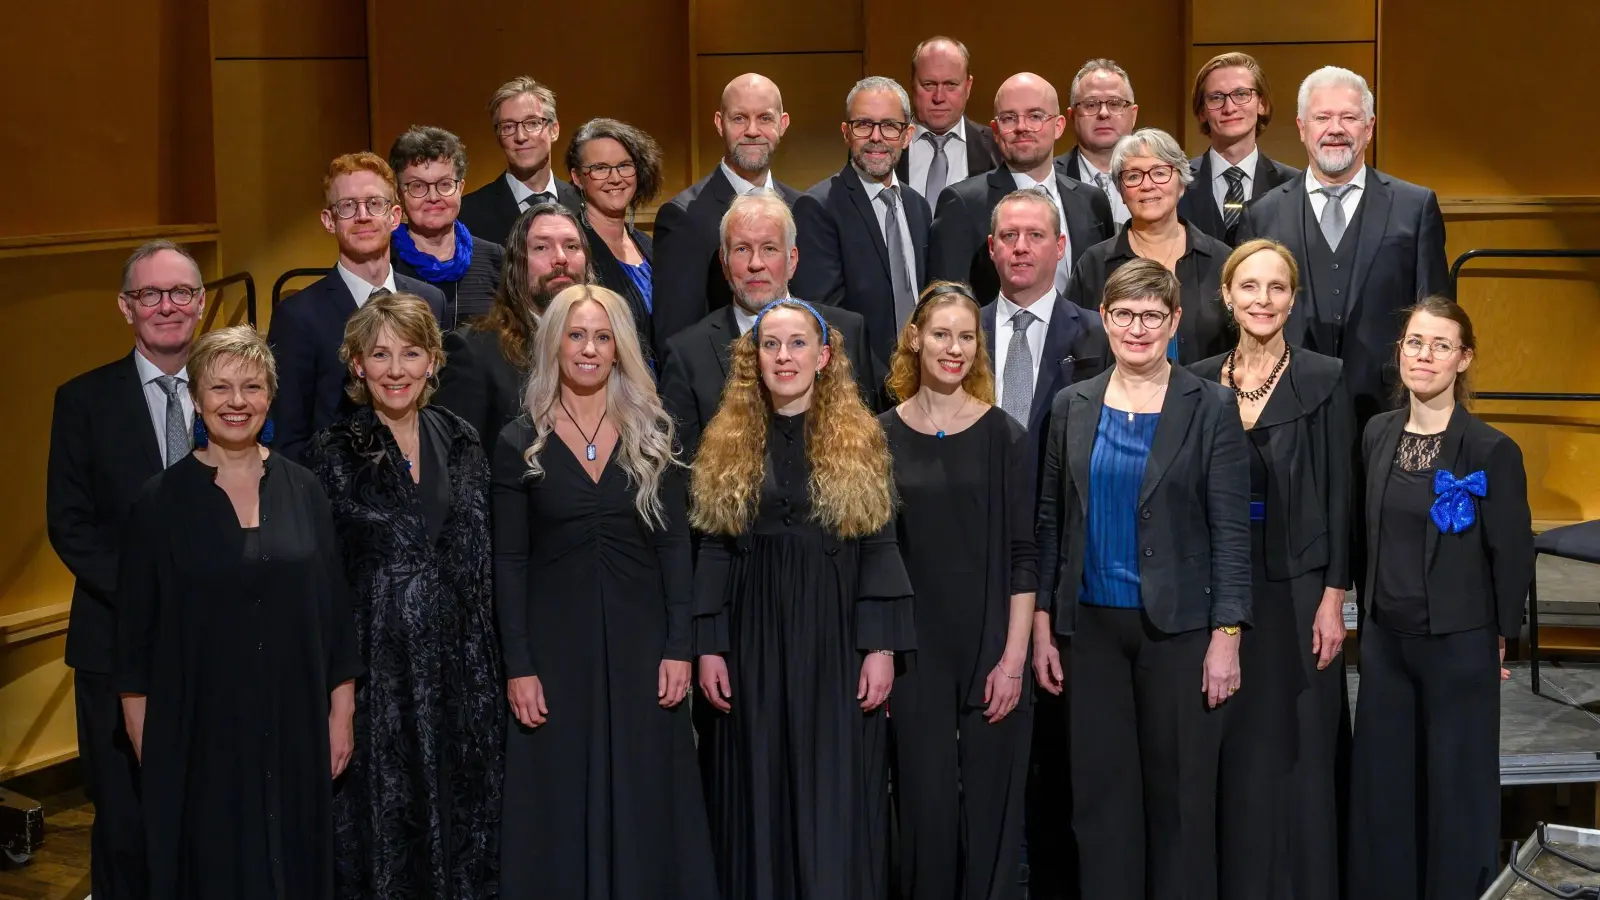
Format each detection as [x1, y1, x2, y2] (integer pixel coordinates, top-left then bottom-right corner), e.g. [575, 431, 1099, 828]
[260, 418, 276, 445]
[192, 417, 209, 449]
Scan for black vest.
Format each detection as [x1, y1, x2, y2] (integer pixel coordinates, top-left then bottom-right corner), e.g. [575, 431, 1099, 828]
[1300, 189, 1367, 356]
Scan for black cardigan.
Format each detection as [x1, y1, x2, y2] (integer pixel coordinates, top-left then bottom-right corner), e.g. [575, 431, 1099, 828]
[585, 223, 655, 363]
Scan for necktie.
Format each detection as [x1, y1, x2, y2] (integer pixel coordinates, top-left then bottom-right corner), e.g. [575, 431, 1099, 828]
[1318, 183, 1354, 250]
[154, 375, 189, 467]
[878, 186, 916, 330]
[1222, 167, 1247, 242]
[921, 131, 953, 201]
[1001, 309, 1036, 427]
[525, 191, 554, 211]
[369, 286, 392, 303]
[1092, 171, 1114, 202]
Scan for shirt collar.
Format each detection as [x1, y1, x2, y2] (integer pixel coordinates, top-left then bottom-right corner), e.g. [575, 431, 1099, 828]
[732, 302, 759, 336]
[1010, 169, 1058, 195]
[336, 260, 398, 306]
[1075, 149, 1111, 180]
[913, 116, 967, 144]
[1306, 163, 1368, 198]
[1109, 221, 1215, 262]
[505, 169, 555, 204]
[1209, 146, 1259, 181]
[997, 289, 1058, 327]
[133, 349, 188, 386]
[719, 160, 773, 196]
[855, 166, 900, 199]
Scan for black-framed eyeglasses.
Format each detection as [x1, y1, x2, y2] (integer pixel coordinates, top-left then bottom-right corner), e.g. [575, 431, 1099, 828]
[1072, 98, 1134, 115]
[1400, 337, 1461, 358]
[402, 178, 462, 199]
[848, 118, 909, 139]
[578, 161, 637, 181]
[1106, 307, 1172, 329]
[994, 111, 1052, 132]
[1118, 165, 1178, 188]
[328, 197, 396, 219]
[1204, 88, 1258, 110]
[497, 116, 552, 138]
[122, 286, 201, 308]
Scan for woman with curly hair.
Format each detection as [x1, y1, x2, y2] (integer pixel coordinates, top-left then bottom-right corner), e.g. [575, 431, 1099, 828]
[692, 298, 914, 900]
[492, 284, 717, 898]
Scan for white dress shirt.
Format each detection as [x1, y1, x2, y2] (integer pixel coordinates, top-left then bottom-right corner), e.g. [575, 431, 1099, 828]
[906, 117, 969, 200]
[856, 168, 919, 299]
[335, 260, 398, 308]
[720, 160, 775, 196]
[133, 349, 195, 465]
[1306, 164, 1368, 222]
[1010, 171, 1074, 287]
[1210, 146, 1259, 216]
[1076, 151, 1131, 225]
[733, 302, 759, 335]
[507, 170, 559, 213]
[993, 289, 1057, 411]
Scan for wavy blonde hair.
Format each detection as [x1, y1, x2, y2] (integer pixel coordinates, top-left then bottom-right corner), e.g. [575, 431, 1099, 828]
[519, 285, 678, 528]
[691, 300, 893, 538]
[886, 281, 996, 403]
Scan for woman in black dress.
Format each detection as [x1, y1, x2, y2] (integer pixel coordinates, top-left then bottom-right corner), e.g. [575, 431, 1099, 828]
[1349, 298, 1533, 900]
[116, 326, 363, 900]
[881, 282, 1036, 900]
[303, 294, 504, 899]
[492, 284, 716, 899]
[692, 298, 914, 900]
[1192, 241, 1353, 900]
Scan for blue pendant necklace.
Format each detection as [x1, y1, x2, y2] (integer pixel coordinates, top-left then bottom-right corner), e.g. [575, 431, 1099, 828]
[919, 391, 969, 439]
[559, 396, 607, 461]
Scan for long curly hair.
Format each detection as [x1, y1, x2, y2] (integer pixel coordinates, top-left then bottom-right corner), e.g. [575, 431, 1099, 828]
[886, 281, 996, 403]
[691, 300, 893, 538]
[519, 285, 678, 528]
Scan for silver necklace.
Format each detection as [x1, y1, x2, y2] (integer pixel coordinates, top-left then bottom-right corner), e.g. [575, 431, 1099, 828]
[919, 391, 970, 439]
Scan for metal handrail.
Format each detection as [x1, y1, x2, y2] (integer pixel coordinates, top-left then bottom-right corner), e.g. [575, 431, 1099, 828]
[202, 271, 256, 329]
[272, 267, 332, 309]
[1453, 248, 1600, 403]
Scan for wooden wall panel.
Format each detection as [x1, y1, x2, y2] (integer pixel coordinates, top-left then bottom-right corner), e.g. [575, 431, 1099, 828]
[1189, 0, 1374, 45]
[0, 637, 77, 779]
[212, 0, 366, 58]
[694, 0, 862, 54]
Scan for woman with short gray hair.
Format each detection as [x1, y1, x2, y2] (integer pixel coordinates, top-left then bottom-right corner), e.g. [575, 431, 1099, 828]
[1066, 127, 1233, 364]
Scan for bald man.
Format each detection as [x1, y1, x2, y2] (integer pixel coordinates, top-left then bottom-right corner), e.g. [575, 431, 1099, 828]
[651, 73, 804, 349]
[928, 72, 1113, 307]
[897, 35, 1003, 200]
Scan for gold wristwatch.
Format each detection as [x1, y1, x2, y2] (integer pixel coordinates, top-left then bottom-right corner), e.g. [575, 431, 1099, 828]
[1216, 625, 1242, 636]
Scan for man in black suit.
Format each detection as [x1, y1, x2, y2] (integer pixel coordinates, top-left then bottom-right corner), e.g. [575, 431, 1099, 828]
[458, 76, 584, 245]
[928, 72, 1113, 307]
[268, 152, 447, 462]
[660, 192, 881, 462]
[793, 76, 930, 367]
[47, 240, 211, 900]
[897, 35, 1003, 201]
[1177, 52, 1300, 246]
[1237, 65, 1451, 425]
[1054, 59, 1139, 226]
[651, 73, 803, 348]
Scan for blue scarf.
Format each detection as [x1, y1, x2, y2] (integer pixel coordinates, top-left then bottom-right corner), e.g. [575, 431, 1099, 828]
[393, 220, 474, 283]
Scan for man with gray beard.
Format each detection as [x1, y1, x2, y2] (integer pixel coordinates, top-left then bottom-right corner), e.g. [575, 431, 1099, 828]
[1238, 65, 1450, 426]
[793, 76, 932, 366]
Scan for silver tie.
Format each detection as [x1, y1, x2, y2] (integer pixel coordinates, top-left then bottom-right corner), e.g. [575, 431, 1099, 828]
[1318, 183, 1354, 250]
[1001, 309, 1037, 427]
[154, 375, 189, 467]
[878, 186, 916, 330]
[921, 131, 953, 201]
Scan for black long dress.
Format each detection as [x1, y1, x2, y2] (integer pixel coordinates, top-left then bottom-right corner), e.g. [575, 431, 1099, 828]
[882, 407, 1036, 900]
[304, 405, 505, 899]
[693, 409, 916, 900]
[491, 419, 717, 899]
[113, 453, 364, 900]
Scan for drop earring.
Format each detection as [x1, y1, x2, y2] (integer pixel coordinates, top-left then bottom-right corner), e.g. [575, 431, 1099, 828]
[192, 417, 209, 449]
[357, 368, 365, 378]
[260, 418, 276, 445]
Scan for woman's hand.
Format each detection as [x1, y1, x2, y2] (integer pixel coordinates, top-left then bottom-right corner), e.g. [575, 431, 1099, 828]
[698, 655, 732, 713]
[1031, 611, 1064, 695]
[859, 652, 894, 711]
[329, 680, 355, 778]
[1312, 588, 1347, 671]
[659, 659, 692, 709]
[508, 675, 549, 728]
[1203, 629, 1243, 709]
[984, 653, 1026, 723]
[1499, 636, 1510, 681]
[120, 694, 147, 764]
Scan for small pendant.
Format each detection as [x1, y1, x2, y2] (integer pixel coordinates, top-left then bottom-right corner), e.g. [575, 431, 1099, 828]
[936, 430, 946, 439]
[1127, 411, 1134, 423]
[586, 443, 597, 461]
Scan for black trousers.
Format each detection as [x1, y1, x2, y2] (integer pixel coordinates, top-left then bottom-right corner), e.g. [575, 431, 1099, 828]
[1070, 605, 1222, 900]
[1348, 619, 1500, 900]
[1025, 690, 1077, 900]
[75, 669, 148, 899]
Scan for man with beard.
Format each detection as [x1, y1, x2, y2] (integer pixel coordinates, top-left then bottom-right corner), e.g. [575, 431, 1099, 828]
[651, 73, 803, 350]
[1053, 59, 1140, 226]
[659, 192, 881, 461]
[928, 72, 1113, 307]
[434, 202, 593, 448]
[458, 76, 584, 244]
[792, 76, 931, 366]
[1238, 65, 1450, 426]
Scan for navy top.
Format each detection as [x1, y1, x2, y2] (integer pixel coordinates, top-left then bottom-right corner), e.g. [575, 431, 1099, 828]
[1080, 406, 1160, 608]
[621, 258, 654, 315]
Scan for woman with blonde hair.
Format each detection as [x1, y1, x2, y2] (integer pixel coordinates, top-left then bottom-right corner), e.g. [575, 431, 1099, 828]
[491, 284, 716, 898]
[881, 282, 1036, 900]
[692, 297, 914, 900]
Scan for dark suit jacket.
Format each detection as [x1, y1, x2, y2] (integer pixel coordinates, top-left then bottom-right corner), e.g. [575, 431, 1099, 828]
[390, 237, 505, 332]
[659, 303, 880, 462]
[267, 270, 447, 462]
[894, 116, 1004, 190]
[434, 325, 527, 452]
[458, 171, 583, 245]
[1035, 364, 1252, 636]
[1178, 150, 1300, 246]
[1236, 168, 1452, 422]
[928, 164, 1114, 305]
[585, 224, 656, 363]
[792, 163, 932, 366]
[981, 294, 1109, 437]
[1361, 405, 1532, 638]
[650, 166, 803, 349]
[1065, 220, 1232, 364]
[1052, 147, 1091, 183]
[47, 352, 169, 673]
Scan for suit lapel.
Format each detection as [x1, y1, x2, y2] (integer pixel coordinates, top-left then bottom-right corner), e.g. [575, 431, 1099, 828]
[965, 118, 994, 173]
[1424, 404, 1471, 569]
[905, 187, 930, 284]
[1056, 175, 1099, 264]
[1346, 172, 1393, 314]
[1253, 153, 1286, 197]
[1066, 374, 1109, 512]
[981, 301, 998, 360]
[493, 172, 520, 222]
[841, 166, 893, 278]
[1365, 412, 1405, 567]
[1030, 299, 1077, 431]
[709, 166, 737, 207]
[1249, 353, 1312, 430]
[1189, 153, 1223, 238]
[119, 353, 164, 473]
[711, 307, 736, 377]
[1280, 180, 1314, 346]
[1138, 371, 1200, 505]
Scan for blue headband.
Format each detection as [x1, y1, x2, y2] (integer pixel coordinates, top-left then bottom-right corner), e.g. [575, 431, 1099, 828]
[751, 298, 830, 345]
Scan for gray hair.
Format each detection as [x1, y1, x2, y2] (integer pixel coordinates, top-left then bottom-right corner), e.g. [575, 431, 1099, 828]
[910, 36, 971, 78]
[1070, 58, 1136, 105]
[488, 75, 558, 125]
[1297, 66, 1375, 120]
[719, 191, 797, 257]
[1110, 128, 1194, 187]
[121, 240, 203, 292]
[845, 76, 912, 122]
[387, 125, 469, 181]
[989, 187, 1059, 237]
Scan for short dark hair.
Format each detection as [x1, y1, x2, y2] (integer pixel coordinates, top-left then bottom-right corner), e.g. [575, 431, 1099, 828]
[387, 125, 469, 181]
[1397, 296, 1478, 405]
[1102, 258, 1180, 313]
[563, 118, 664, 210]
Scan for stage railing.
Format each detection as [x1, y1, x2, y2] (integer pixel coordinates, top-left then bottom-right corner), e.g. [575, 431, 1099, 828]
[1454, 247, 1600, 403]
[272, 268, 332, 309]
[202, 271, 257, 329]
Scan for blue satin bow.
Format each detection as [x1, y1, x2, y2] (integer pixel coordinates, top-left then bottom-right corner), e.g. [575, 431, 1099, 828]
[1430, 469, 1487, 534]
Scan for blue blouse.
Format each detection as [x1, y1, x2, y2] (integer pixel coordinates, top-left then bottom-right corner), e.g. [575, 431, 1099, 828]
[1080, 406, 1160, 609]
[621, 257, 653, 315]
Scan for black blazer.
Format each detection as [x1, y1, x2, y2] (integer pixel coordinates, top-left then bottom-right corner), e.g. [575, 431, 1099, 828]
[927, 164, 1114, 305]
[390, 237, 505, 332]
[1178, 150, 1300, 246]
[893, 116, 1004, 189]
[1361, 405, 1532, 638]
[1237, 168, 1452, 422]
[658, 302, 880, 462]
[1191, 349, 1353, 587]
[792, 163, 932, 366]
[980, 294, 1108, 436]
[458, 172, 583, 246]
[435, 325, 527, 451]
[1065, 220, 1232, 365]
[266, 270, 447, 463]
[585, 223, 656, 363]
[1035, 364, 1252, 636]
[46, 352, 169, 673]
[650, 166, 804, 350]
